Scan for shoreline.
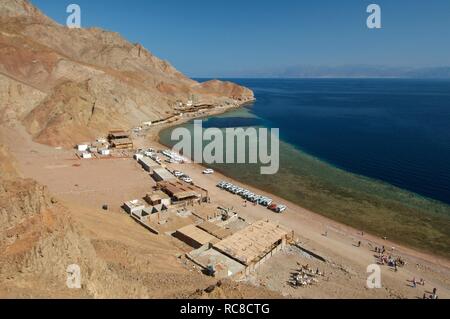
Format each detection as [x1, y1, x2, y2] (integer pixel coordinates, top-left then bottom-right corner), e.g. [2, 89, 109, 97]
[147, 103, 450, 267]
[2, 106, 449, 298]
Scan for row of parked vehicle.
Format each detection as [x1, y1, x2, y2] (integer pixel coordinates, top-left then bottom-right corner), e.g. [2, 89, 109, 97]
[216, 181, 287, 213]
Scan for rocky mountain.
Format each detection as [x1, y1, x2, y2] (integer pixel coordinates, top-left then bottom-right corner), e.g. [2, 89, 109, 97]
[0, 0, 254, 146]
[0, 1, 273, 299]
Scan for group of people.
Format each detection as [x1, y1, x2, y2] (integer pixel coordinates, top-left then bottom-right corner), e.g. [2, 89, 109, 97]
[289, 264, 324, 288]
[374, 245, 406, 271]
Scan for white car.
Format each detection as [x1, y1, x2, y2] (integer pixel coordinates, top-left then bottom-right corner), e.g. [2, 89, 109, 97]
[203, 168, 214, 175]
[276, 205, 287, 213]
[173, 170, 184, 177]
[181, 176, 193, 183]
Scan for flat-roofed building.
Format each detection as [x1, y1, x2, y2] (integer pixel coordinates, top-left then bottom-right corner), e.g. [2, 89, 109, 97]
[197, 221, 233, 240]
[138, 157, 160, 172]
[213, 220, 294, 274]
[152, 168, 176, 182]
[111, 137, 133, 149]
[108, 130, 130, 140]
[123, 199, 146, 215]
[108, 130, 133, 149]
[144, 191, 171, 207]
[157, 180, 208, 203]
[77, 144, 89, 152]
[174, 224, 220, 249]
[187, 246, 245, 278]
[131, 208, 151, 222]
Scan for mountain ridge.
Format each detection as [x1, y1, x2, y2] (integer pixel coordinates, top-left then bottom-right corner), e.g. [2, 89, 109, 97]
[0, 0, 254, 146]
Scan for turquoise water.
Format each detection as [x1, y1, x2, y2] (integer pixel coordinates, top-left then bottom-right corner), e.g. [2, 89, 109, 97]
[160, 79, 450, 257]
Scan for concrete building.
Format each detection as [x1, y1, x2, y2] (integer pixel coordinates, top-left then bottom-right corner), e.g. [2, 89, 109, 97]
[213, 220, 294, 275]
[131, 209, 150, 223]
[174, 224, 220, 249]
[108, 130, 133, 149]
[157, 180, 208, 203]
[152, 168, 176, 182]
[187, 245, 245, 279]
[123, 199, 146, 215]
[197, 221, 233, 240]
[138, 157, 160, 173]
[81, 152, 92, 159]
[99, 149, 110, 156]
[144, 191, 171, 207]
[111, 138, 133, 149]
[77, 144, 89, 152]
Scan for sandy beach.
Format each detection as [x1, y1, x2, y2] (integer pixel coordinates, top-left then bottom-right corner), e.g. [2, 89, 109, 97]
[145, 110, 450, 298]
[2, 102, 449, 299]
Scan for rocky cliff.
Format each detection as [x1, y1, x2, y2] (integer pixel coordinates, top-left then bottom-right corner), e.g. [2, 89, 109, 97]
[0, 1, 265, 299]
[0, 0, 254, 146]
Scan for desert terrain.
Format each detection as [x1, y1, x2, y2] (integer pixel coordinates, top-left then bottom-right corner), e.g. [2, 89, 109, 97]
[1, 0, 449, 299]
[1, 117, 449, 299]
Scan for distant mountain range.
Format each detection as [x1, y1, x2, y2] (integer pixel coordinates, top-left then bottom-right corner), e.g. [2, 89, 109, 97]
[218, 65, 450, 79]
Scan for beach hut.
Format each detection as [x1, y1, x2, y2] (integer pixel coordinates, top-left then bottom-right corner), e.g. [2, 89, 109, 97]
[81, 152, 92, 159]
[99, 149, 110, 156]
[77, 144, 89, 152]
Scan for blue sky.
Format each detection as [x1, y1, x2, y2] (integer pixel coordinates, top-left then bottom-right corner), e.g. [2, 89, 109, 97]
[30, 0, 450, 77]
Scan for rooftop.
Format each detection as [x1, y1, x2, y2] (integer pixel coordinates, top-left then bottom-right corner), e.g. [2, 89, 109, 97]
[158, 180, 206, 200]
[111, 137, 133, 145]
[152, 168, 176, 181]
[124, 199, 145, 209]
[146, 190, 170, 202]
[176, 224, 219, 246]
[213, 220, 292, 266]
[109, 131, 130, 139]
[197, 221, 233, 240]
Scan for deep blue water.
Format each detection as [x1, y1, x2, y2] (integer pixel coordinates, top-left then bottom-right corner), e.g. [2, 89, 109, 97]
[201, 78, 450, 205]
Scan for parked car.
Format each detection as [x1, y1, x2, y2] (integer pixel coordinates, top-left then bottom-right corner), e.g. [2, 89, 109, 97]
[173, 170, 184, 177]
[217, 181, 226, 188]
[180, 176, 193, 183]
[268, 203, 287, 213]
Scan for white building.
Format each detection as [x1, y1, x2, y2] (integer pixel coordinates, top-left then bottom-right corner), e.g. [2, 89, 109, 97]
[81, 152, 92, 159]
[99, 149, 110, 156]
[77, 144, 89, 152]
[123, 200, 146, 215]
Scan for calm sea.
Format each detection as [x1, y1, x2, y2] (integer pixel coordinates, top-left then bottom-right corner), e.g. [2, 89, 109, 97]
[160, 79, 450, 256]
[199, 79, 450, 205]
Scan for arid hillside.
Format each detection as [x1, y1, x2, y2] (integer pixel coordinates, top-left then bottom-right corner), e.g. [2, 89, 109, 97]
[0, 0, 280, 299]
[0, 0, 254, 147]
[0, 143, 280, 298]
